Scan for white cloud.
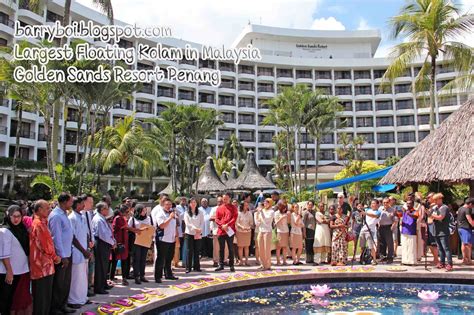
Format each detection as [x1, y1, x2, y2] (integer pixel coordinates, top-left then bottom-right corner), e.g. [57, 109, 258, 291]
[357, 18, 371, 30]
[311, 17, 346, 30]
[76, 0, 323, 46]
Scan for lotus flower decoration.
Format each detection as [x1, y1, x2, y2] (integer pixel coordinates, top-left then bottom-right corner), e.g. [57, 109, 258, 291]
[417, 290, 440, 302]
[310, 284, 332, 297]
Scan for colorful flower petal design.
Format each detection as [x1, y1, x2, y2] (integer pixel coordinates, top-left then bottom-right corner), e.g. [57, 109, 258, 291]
[189, 279, 208, 288]
[142, 288, 166, 298]
[233, 273, 250, 280]
[97, 304, 123, 315]
[215, 275, 232, 282]
[245, 272, 262, 278]
[172, 283, 194, 291]
[316, 267, 331, 273]
[129, 293, 150, 304]
[199, 277, 220, 285]
[111, 298, 135, 309]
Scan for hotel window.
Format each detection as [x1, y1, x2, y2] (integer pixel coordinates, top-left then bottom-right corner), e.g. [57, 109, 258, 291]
[117, 39, 133, 49]
[199, 92, 215, 104]
[258, 131, 274, 143]
[47, 11, 63, 23]
[9, 120, 33, 139]
[9, 146, 30, 160]
[157, 104, 167, 115]
[335, 86, 352, 96]
[238, 97, 254, 108]
[114, 99, 132, 110]
[436, 64, 455, 74]
[396, 99, 414, 110]
[378, 148, 395, 160]
[300, 133, 314, 144]
[360, 149, 375, 160]
[258, 83, 274, 93]
[277, 69, 293, 78]
[37, 149, 47, 162]
[296, 70, 312, 79]
[239, 130, 255, 142]
[338, 133, 354, 144]
[355, 101, 372, 111]
[375, 100, 393, 111]
[340, 101, 353, 111]
[416, 98, 429, 108]
[65, 130, 78, 145]
[315, 71, 331, 79]
[418, 130, 430, 141]
[376, 116, 394, 127]
[439, 96, 457, 107]
[397, 115, 415, 126]
[220, 79, 235, 89]
[239, 65, 254, 75]
[459, 94, 469, 103]
[136, 101, 153, 114]
[257, 67, 273, 76]
[258, 98, 270, 109]
[394, 83, 411, 94]
[238, 81, 254, 91]
[179, 58, 196, 66]
[219, 95, 235, 106]
[218, 129, 233, 141]
[439, 113, 451, 123]
[319, 150, 334, 161]
[301, 149, 315, 160]
[354, 70, 371, 79]
[356, 117, 374, 128]
[399, 147, 414, 157]
[258, 114, 269, 125]
[413, 67, 422, 76]
[178, 89, 195, 101]
[219, 62, 235, 72]
[339, 117, 353, 128]
[139, 83, 154, 95]
[157, 85, 175, 98]
[67, 107, 79, 121]
[436, 80, 450, 91]
[374, 84, 392, 94]
[199, 59, 215, 69]
[320, 133, 334, 144]
[417, 114, 430, 125]
[238, 113, 255, 125]
[316, 85, 331, 95]
[398, 131, 416, 143]
[358, 133, 374, 143]
[0, 38, 8, 47]
[355, 85, 372, 96]
[373, 69, 386, 79]
[377, 132, 395, 144]
[259, 149, 274, 160]
[334, 71, 351, 80]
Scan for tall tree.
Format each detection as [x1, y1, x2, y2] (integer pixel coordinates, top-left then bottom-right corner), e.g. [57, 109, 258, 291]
[383, 0, 473, 131]
[304, 91, 342, 189]
[220, 133, 246, 169]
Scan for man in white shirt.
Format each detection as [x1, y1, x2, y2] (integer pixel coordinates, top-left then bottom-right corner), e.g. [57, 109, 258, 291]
[359, 199, 381, 265]
[199, 198, 213, 259]
[68, 197, 91, 308]
[175, 197, 188, 267]
[210, 196, 228, 267]
[153, 199, 179, 283]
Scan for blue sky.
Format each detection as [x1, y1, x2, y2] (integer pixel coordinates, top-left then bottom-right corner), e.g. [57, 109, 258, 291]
[77, 0, 473, 57]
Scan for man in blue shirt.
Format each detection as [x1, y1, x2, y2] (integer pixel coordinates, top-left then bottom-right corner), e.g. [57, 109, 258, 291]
[92, 202, 116, 294]
[48, 192, 75, 314]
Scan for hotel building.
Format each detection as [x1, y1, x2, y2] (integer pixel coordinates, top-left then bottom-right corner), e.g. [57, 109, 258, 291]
[0, 0, 470, 191]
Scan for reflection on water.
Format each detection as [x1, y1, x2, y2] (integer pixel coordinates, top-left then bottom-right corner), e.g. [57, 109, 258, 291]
[159, 282, 474, 315]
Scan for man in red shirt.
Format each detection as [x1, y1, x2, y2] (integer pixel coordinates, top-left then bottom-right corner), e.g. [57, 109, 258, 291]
[30, 200, 61, 315]
[215, 192, 238, 272]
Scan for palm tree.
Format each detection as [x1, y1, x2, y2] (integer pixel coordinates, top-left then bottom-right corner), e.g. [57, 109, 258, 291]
[220, 133, 246, 169]
[99, 114, 158, 197]
[383, 0, 473, 131]
[304, 90, 342, 189]
[212, 156, 234, 176]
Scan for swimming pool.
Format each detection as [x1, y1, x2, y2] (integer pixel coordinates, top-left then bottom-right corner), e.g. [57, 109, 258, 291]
[158, 282, 474, 314]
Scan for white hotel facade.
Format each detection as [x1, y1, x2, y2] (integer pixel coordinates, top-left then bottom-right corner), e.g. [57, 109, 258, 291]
[0, 0, 470, 190]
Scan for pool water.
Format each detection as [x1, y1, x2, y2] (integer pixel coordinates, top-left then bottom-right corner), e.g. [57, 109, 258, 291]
[160, 282, 474, 315]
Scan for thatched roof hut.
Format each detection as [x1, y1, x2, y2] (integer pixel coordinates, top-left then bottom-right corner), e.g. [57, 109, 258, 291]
[379, 98, 474, 196]
[194, 156, 227, 193]
[224, 166, 239, 189]
[228, 150, 276, 191]
[158, 178, 179, 195]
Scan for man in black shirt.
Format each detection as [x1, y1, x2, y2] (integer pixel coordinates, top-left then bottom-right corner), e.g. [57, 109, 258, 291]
[430, 193, 453, 271]
[457, 198, 474, 265]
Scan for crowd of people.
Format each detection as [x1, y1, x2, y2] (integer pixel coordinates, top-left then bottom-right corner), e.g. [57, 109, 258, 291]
[0, 189, 472, 314]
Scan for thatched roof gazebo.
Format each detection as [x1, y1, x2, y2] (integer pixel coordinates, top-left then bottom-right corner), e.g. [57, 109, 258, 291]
[158, 178, 179, 195]
[194, 156, 227, 194]
[220, 171, 229, 184]
[224, 166, 239, 190]
[379, 98, 474, 196]
[228, 150, 276, 191]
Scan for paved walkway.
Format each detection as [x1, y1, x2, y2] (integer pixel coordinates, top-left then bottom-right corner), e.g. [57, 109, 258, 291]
[80, 253, 474, 314]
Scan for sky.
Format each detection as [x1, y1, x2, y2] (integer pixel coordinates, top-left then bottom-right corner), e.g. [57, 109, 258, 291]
[76, 0, 474, 58]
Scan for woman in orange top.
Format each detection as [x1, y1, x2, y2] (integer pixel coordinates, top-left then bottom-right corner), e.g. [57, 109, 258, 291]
[30, 200, 61, 315]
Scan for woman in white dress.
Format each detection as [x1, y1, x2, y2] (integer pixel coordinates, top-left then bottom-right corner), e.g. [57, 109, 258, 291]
[313, 202, 331, 265]
[255, 199, 275, 270]
[290, 203, 304, 265]
[236, 201, 253, 266]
